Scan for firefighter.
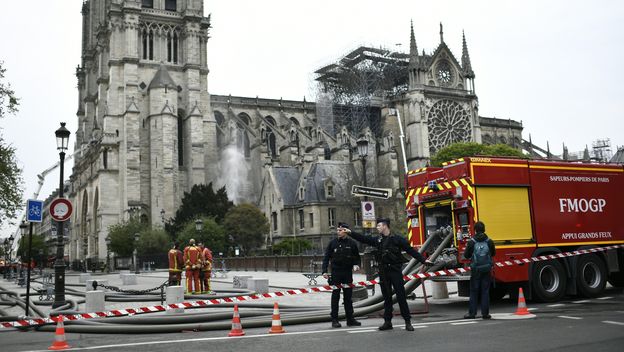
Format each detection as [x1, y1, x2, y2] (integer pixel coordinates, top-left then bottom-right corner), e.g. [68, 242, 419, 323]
[346, 218, 433, 331]
[198, 242, 213, 294]
[322, 222, 362, 328]
[183, 239, 203, 294]
[167, 242, 184, 286]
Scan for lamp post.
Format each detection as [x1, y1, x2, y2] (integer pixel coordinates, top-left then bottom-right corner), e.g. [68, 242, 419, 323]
[53, 122, 70, 308]
[356, 136, 369, 234]
[4, 235, 14, 279]
[195, 218, 203, 232]
[105, 236, 111, 273]
[21, 220, 35, 316]
[133, 233, 140, 274]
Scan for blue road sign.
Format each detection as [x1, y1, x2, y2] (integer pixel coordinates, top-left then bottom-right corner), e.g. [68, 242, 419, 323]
[26, 199, 44, 223]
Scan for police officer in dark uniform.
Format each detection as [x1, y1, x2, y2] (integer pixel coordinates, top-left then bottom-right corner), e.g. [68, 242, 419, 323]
[346, 218, 432, 331]
[322, 222, 362, 328]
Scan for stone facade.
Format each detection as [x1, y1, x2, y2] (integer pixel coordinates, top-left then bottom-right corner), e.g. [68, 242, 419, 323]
[68, 1, 522, 263]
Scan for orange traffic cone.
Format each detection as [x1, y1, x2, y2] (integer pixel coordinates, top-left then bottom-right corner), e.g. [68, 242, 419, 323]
[268, 302, 286, 334]
[48, 315, 70, 350]
[514, 287, 531, 315]
[228, 305, 245, 337]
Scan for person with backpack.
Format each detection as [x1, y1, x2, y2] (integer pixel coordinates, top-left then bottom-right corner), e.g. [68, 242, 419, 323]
[463, 221, 496, 319]
[346, 218, 433, 331]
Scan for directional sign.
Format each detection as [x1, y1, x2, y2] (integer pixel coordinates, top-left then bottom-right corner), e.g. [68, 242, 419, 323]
[26, 199, 44, 223]
[50, 198, 73, 222]
[351, 185, 392, 199]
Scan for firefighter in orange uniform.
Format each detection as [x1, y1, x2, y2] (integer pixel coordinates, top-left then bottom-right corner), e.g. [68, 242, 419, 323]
[167, 242, 184, 286]
[198, 242, 213, 294]
[183, 239, 203, 294]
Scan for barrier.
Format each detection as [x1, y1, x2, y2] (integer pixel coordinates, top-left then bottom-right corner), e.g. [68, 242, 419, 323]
[2, 244, 622, 329]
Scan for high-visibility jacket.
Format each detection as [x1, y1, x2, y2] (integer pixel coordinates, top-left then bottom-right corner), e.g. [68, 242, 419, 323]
[184, 245, 203, 270]
[168, 249, 183, 272]
[202, 247, 213, 271]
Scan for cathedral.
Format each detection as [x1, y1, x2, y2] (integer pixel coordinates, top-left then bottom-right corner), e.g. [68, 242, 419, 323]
[67, 0, 522, 264]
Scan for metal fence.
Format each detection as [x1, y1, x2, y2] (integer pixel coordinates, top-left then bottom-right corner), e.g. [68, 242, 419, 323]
[216, 255, 326, 273]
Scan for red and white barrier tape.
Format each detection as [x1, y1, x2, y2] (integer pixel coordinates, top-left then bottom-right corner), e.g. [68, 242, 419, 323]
[2, 244, 622, 329]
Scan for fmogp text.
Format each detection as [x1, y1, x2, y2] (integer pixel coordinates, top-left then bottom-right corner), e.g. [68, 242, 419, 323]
[559, 198, 606, 213]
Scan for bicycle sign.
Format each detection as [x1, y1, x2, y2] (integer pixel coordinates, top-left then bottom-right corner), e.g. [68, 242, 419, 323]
[50, 198, 72, 222]
[26, 199, 44, 223]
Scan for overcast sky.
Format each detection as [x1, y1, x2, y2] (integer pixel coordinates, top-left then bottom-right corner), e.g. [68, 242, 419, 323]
[1, 0, 623, 238]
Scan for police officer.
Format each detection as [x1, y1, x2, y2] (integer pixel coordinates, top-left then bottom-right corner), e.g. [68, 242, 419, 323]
[346, 218, 432, 331]
[322, 222, 362, 328]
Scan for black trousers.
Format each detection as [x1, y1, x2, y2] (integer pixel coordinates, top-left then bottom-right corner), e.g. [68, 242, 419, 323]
[468, 272, 491, 317]
[329, 270, 354, 320]
[379, 266, 410, 322]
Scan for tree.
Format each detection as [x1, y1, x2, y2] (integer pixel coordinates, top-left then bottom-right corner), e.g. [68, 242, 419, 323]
[176, 217, 226, 254]
[223, 203, 270, 255]
[136, 227, 170, 256]
[108, 219, 147, 257]
[430, 142, 527, 167]
[165, 183, 233, 237]
[16, 233, 48, 265]
[0, 61, 23, 227]
[272, 238, 312, 255]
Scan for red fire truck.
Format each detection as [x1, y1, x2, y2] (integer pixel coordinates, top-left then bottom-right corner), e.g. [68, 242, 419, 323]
[405, 157, 624, 302]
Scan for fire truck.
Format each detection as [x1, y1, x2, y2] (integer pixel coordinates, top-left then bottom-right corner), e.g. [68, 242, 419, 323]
[405, 157, 624, 302]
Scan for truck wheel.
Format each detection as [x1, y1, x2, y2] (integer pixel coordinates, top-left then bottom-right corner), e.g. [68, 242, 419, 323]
[576, 254, 607, 297]
[532, 260, 567, 302]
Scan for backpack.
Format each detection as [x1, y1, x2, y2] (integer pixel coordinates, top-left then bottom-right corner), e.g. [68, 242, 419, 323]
[470, 238, 492, 274]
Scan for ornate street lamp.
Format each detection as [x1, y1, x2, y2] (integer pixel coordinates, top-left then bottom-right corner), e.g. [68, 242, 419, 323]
[356, 136, 370, 235]
[105, 236, 111, 274]
[53, 122, 70, 308]
[133, 233, 140, 274]
[195, 218, 203, 232]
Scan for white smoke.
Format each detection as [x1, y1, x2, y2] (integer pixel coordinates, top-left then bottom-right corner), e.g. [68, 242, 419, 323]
[217, 144, 248, 204]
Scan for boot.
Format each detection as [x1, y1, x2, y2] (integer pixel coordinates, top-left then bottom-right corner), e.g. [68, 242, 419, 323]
[378, 321, 393, 331]
[405, 321, 414, 331]
[331, 319, 342, 328]
[346, 318, 361, 326]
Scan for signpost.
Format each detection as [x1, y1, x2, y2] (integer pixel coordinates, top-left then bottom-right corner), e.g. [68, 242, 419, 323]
[351, 185, 392, 199]
[361, 201, 376, 229]
[25, 199, 43, 316]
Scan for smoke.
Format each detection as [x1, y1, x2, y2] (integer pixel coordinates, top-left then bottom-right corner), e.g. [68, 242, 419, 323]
[216, 144, 248, 205]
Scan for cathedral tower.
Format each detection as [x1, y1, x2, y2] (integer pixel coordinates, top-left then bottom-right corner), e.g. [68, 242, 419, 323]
[69, 0, 214, 264]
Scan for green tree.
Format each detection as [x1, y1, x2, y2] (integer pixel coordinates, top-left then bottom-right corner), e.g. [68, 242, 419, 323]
[176, 217, 226, 254]
[136, 227, 170, 256]
[223, 203, 270, 255]
[16, 233, 48, 264]
[272, 238, 312, 255]
[166, 183, 233, 237]
[108, 219, 147, 257]
[430, 142, 527, 167]
[0, 61, 23, 227]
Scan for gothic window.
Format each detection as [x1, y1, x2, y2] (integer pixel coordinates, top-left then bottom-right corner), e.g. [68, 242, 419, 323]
[142, 0, 153, 8]
[166, 30, 179, 64]
[141, 27, 154, 60]
[289, 117, 300, 126]
[482, 134, 492, 145]
[214, 111, 225, 126]
[309, 213, 314, 227]
[165, 0, 177, 11]
[298, 185, 305, 201]
[328, 208, 336, 227]
[243, 130, 250, 157]
[427, 99, 471, 153]
[267, 131, 277, 158]
[323, 143, 331, 160]
[177, 113, 184, 166]
[299, 209, 304, 230]
[266, 116, 277, 126]
[272, 212, 278, 231]
[238, 113, 251, 125]
[103, 149, 108, 169]
[499, 136, 507, 145]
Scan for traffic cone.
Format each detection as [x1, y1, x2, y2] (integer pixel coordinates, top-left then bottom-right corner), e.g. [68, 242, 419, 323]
[514, 287, 531, 315]
[268, 302, 286, 334]
[48, 315, 70, 350]
[228, 305, 245, 337]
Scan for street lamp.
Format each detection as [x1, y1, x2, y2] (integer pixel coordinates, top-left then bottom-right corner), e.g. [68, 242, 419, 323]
[105, 236, 111, 273]
[133, 233, 140, 274]
[356, 136, 369, 234]
[3, 235, 14, 279]
[195, 218, 203, 232]
[53, 122, 70, 308]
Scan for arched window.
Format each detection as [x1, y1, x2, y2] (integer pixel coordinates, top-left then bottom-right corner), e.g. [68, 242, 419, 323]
[165, 0, 176, 11]
[324, 143, 331, 160]
[289, 117, 300, 126]
[103, 149, 108, 169]
[268, 131, 277, 158]
[238, 113, 251, 125]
